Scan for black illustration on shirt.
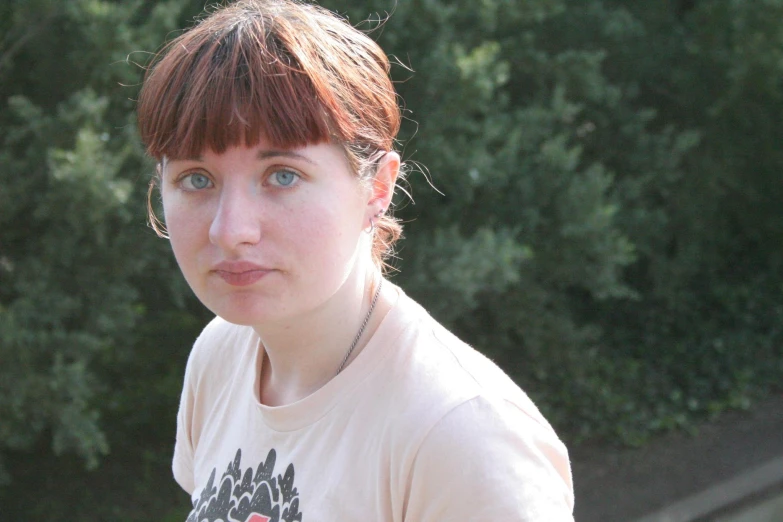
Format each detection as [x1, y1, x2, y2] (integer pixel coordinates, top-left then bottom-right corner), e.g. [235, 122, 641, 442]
[186, 448, 302, 522]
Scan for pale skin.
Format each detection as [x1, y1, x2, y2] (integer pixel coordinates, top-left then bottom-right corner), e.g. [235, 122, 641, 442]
[160, 141, 400, 407]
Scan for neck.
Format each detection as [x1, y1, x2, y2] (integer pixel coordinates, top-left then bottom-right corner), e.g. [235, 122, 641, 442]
[255, 264, 389, 407]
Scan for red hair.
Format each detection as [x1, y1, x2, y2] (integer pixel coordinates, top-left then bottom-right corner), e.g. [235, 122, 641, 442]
[137, 0, 402, 268]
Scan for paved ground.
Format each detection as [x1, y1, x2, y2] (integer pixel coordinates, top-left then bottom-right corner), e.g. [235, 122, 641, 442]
[715, 489, 783, 522]
[571, 393, 783, 522]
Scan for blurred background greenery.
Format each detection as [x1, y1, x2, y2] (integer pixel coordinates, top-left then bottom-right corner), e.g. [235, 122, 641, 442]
[1, 0, 783, 518]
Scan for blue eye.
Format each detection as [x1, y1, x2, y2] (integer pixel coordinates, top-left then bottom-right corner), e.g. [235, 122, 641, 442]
[182, 172, 212, 190]
[271, 169, 299, 187]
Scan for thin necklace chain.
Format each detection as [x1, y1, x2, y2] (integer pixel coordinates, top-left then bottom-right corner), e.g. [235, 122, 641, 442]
[336, 279, 383, 375]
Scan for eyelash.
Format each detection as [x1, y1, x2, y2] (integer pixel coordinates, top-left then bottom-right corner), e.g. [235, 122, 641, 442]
[267, 168, 301, 188]
[174, 167, 302, 191]
[177, 171, 214, 191]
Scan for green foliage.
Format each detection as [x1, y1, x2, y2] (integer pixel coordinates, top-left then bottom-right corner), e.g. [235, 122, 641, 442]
[355, 0, 783, 445]
[0, 0, 199, 502]
[1, 0, 783, 517]
[0, 89, 136, 479]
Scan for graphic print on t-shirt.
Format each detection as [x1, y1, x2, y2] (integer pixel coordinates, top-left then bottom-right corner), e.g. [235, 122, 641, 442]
[186, 448, 302, 522]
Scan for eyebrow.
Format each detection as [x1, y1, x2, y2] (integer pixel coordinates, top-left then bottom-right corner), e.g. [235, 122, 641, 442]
[256, 149, 316, 165]
[166, 149, 316, 165]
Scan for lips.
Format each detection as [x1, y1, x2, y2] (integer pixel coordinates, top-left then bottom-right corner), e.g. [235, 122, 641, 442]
[212, 261, 273, 286]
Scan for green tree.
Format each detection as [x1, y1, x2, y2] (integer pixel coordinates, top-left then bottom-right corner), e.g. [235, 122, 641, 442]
[0, 0, 202, 489]
[2, 0, 783, 518]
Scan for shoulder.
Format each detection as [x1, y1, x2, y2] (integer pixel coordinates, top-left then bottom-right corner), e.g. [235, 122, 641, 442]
[405, 394, 574, 520]
[183, 315, 257, 392]
[390, 292, 556, 434]
[383, 292, 574, 518]
[175, 315, 251, 495]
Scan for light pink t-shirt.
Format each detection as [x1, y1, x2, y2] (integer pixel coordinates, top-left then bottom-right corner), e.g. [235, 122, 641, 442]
[173, 286, 574, 521]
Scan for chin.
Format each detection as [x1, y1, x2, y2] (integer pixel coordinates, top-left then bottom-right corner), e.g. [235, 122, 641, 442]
[197, 291, 282, 326]
[211, 304, 278, 327]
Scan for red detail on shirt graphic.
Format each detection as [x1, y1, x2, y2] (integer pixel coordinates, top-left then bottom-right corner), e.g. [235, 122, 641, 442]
[247, 515, 271, 522]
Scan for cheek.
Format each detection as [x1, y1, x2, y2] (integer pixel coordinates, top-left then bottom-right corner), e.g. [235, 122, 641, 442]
[162, 197, 210, 266]
[285, 206, 338, 253]
[283, 194, 362, 263]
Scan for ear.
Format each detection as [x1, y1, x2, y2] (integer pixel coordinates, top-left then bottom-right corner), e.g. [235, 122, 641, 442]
[367, 151, 400, 215]
[155, 162, 165, 197]
[149, 163, 169, 238]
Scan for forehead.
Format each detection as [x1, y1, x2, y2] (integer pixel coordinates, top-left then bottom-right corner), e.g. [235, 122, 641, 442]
[137, 2, 399, 162]
[139, 33, 336, 162]
[165, 147, 315, 165]
[162, 142, 353, 172]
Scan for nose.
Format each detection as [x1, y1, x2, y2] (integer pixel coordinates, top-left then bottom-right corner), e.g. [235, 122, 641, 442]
[208, 188, 262, 251]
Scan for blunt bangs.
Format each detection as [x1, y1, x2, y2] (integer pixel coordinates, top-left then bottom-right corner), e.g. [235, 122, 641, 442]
[137, 0, 400, 161]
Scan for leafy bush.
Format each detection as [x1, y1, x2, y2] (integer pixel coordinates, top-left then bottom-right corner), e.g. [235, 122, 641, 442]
[1, 0, 783, 517]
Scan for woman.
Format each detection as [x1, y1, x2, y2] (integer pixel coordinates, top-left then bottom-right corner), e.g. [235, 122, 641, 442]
[137, 1, 574, 520]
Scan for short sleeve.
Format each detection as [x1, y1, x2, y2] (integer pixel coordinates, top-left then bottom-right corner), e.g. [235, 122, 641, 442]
[404, 396, 574, 521]
[172, 350, 197, 495]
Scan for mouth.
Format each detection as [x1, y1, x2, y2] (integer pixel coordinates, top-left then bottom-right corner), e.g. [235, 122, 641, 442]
[212, 261, 273, 287]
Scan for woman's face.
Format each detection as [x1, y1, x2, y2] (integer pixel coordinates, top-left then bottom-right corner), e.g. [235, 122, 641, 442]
[160, 141, 376, 326]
